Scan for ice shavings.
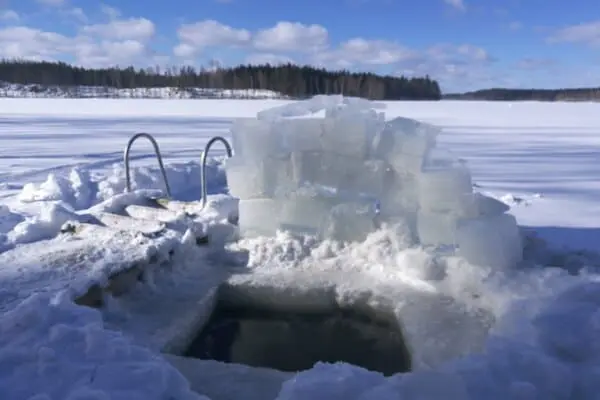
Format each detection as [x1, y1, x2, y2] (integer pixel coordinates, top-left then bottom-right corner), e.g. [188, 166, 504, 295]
[0, 293, 208, 400]
[226, 96, 523, 271]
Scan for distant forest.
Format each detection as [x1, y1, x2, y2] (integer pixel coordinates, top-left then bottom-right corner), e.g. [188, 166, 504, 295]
[0, 60, 442, 100]
[445, 88, 600, 102]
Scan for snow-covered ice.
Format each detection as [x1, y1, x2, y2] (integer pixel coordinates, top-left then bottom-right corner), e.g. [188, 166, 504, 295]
[1, 97, 600, 399]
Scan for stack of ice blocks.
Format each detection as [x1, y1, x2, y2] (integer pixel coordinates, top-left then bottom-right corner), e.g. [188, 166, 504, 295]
[225, 96, 523, 270]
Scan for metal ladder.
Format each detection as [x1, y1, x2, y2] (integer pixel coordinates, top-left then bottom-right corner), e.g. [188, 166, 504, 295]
[123, 132, 233, 210]
[64, 132, 233, 238]
[124, 132, 172, 198]
[56, 133, 233, 308]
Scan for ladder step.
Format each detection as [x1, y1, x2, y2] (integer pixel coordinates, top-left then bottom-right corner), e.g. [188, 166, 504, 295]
[125, 204, 189, 223]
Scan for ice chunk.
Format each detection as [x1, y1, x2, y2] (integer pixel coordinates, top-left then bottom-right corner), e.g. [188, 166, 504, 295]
[277, 188, 339, 237]
[418, 165, 473, 214]
[371, 116, 440, 161]
[231, 118, 284, 160]
[456, 213, 523, 270]
[238, 199, 281, 238]
[389, 153, 425, 176]
[225, 155, 293, 199]
[291, 151, 362, 190]
[257, 95, 386, 120]
[340, 160, 393, 198]
[278, 118, 324, 152]
[416, 211, 458, 246]
[321, 115, 373, 159]
[322, 200, 378, 242]
[473, 193, 511, 216]
[379, 171, 419, 215]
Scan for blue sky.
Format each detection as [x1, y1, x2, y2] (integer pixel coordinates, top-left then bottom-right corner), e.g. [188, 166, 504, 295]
[0, 0, 599, 92]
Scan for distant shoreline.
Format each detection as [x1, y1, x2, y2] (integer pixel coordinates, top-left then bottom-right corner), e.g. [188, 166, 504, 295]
[444, 88, 600, 102]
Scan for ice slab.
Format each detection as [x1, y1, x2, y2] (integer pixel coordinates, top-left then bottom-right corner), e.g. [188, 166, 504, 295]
[225, 155, 293, 199]
[473, 193, 511, 216]
[238, 199, 281, 238]
[340, 159, 392, 198]
[321, 113, 377, 159]
[256, 95, 386, 120]
[418, 165, 473, 214]
[279, 118, 325, 152]
[371, 116, 439, 161]
[277, 188, 340, 237]
[456, 213, 523, 270]
[416, 211, 458, 246]
[322, 201, 378, 243]
[231, 118, 284, 160]
[291, 151, 363, 191]
[379, 172, 419, 215]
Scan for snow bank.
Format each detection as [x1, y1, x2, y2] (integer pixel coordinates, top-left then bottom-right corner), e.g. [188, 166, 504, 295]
[17, 161, 225, 209]
[275, 279, 600, 399]
[0, 160, 226, 252]
[231, 229, 600, 399]
[0, 293, 208, 400]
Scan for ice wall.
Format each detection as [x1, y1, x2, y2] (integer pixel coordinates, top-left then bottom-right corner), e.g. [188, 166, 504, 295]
[225, 96, 523, 270]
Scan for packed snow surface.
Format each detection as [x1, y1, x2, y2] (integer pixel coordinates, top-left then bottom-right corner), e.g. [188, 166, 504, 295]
[1, 96, 600, 399]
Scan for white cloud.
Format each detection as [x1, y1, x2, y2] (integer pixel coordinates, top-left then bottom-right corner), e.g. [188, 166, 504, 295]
[0, 27, 71, 59]
[73, 39, 147, 66]
[36, 0, 66, 6]
[82, 18, 155, 41]
[548, 21, 600, 46]
[443, 0, 465, 11]
[0, 10, 19, 21]
[1, 13, 511, 91]
[312, 38, 418, 68]
[253, 22, 328, 53]
[0, 25, 154, 67]
[175, 20, 251, 56]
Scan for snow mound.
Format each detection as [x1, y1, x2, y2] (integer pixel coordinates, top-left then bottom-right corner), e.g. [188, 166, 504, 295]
[275, 283, 600, 399]
[0, 160, 227, 253]
[0, 293, 208, 400]
[17, 161, 225, 210]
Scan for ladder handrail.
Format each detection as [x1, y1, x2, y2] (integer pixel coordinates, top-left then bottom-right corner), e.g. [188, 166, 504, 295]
[201, 136, 233, 210]
[124, 132, 172, 198]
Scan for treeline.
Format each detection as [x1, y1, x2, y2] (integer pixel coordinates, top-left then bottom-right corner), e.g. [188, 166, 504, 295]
[445, 88, 600, 102]
[0, 60, 442, 100]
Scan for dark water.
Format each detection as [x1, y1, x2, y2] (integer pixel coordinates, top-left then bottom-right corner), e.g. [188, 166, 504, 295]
[184, 306, 411, 376]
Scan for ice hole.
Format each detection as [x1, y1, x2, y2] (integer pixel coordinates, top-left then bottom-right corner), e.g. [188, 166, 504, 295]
[182, 291, 412, 377]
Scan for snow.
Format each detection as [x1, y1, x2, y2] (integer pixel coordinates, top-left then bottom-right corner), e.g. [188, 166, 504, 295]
[1, 97, 600, 399]
[0, 82, 284, 100]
